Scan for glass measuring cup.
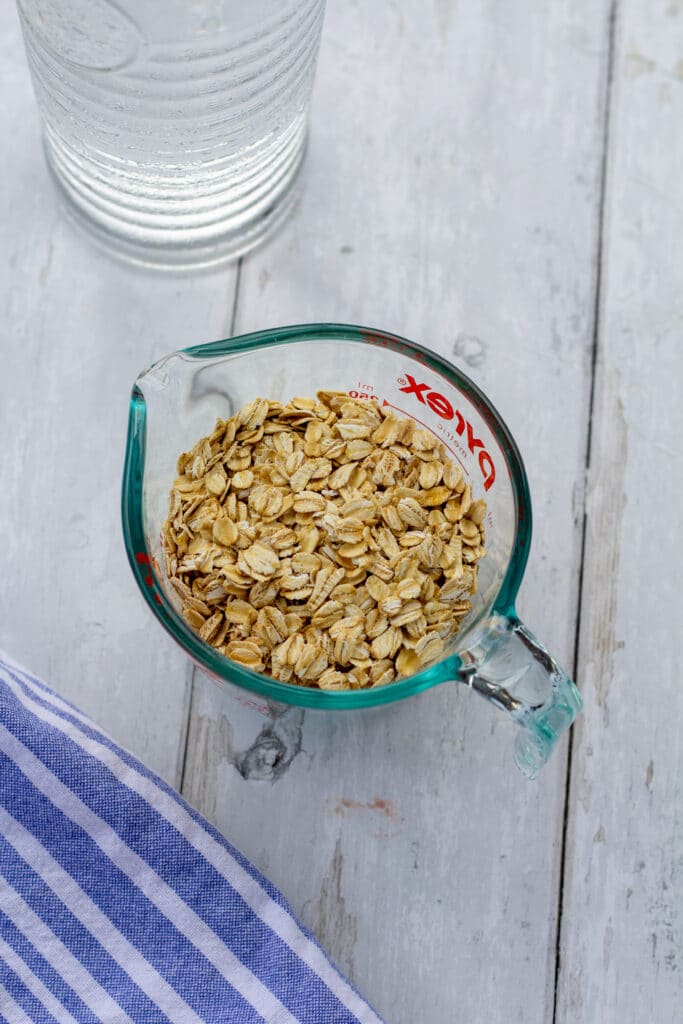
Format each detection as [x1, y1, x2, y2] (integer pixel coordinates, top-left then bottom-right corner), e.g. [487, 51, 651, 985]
[122, 325, 582, 777]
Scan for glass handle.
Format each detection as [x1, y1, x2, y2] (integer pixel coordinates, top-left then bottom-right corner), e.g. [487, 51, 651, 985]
[458, 614, 582, 779]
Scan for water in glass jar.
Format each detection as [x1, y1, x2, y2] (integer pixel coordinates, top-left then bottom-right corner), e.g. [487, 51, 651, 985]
[17, 0, 326, 267]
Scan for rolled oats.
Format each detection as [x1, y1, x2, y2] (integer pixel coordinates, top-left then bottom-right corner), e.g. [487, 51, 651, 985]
[163, 393, 488, 689]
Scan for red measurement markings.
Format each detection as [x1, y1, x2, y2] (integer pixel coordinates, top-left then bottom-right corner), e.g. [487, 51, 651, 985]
[135, 553, 162, 604]
[347, 389, 379, 400]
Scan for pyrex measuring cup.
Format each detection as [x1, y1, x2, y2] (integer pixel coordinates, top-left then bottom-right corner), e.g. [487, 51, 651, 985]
[122, 325, 582, 778]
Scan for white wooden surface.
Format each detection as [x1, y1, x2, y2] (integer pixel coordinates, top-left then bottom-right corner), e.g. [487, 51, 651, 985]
[1, 2, 680, 1023]
[556, 1, 683, 1021]
[1, 3, 237, 787]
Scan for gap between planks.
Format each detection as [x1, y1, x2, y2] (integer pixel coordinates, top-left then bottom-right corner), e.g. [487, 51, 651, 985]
[179, 258, 244, 795]
[551, 1, 619, 1020]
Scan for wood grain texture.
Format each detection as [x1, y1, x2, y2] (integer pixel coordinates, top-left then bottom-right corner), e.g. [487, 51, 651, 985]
[556, 1, 683, 1020]
[6, 0, 679, 1020]
[182, 2, 613, 1021]
[0, 5, 237, 786]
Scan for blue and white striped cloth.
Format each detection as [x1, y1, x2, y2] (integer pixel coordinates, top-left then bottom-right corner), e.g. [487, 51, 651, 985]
[0, 652, 383, 1024]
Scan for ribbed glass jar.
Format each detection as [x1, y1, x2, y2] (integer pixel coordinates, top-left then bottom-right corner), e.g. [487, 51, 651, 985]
[17, 0, 326, 267]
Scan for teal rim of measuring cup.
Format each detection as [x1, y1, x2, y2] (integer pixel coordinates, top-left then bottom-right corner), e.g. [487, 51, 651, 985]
[121, 323, 532, 710]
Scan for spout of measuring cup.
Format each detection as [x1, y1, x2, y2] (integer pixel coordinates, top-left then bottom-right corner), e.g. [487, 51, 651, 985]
[458, 615, 582, 779]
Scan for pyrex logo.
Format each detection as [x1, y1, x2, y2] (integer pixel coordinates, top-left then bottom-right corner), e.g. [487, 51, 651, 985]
[398, 373, 496, 491]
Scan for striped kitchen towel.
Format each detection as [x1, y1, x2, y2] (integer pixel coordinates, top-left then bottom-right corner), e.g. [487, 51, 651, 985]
[0, 652, 383, 1024]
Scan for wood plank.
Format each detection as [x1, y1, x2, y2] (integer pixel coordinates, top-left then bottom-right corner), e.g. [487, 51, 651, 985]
[0, 5, 237, 786]
[556, 0, 683, 1020]
[182, 2, 613, 1020]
